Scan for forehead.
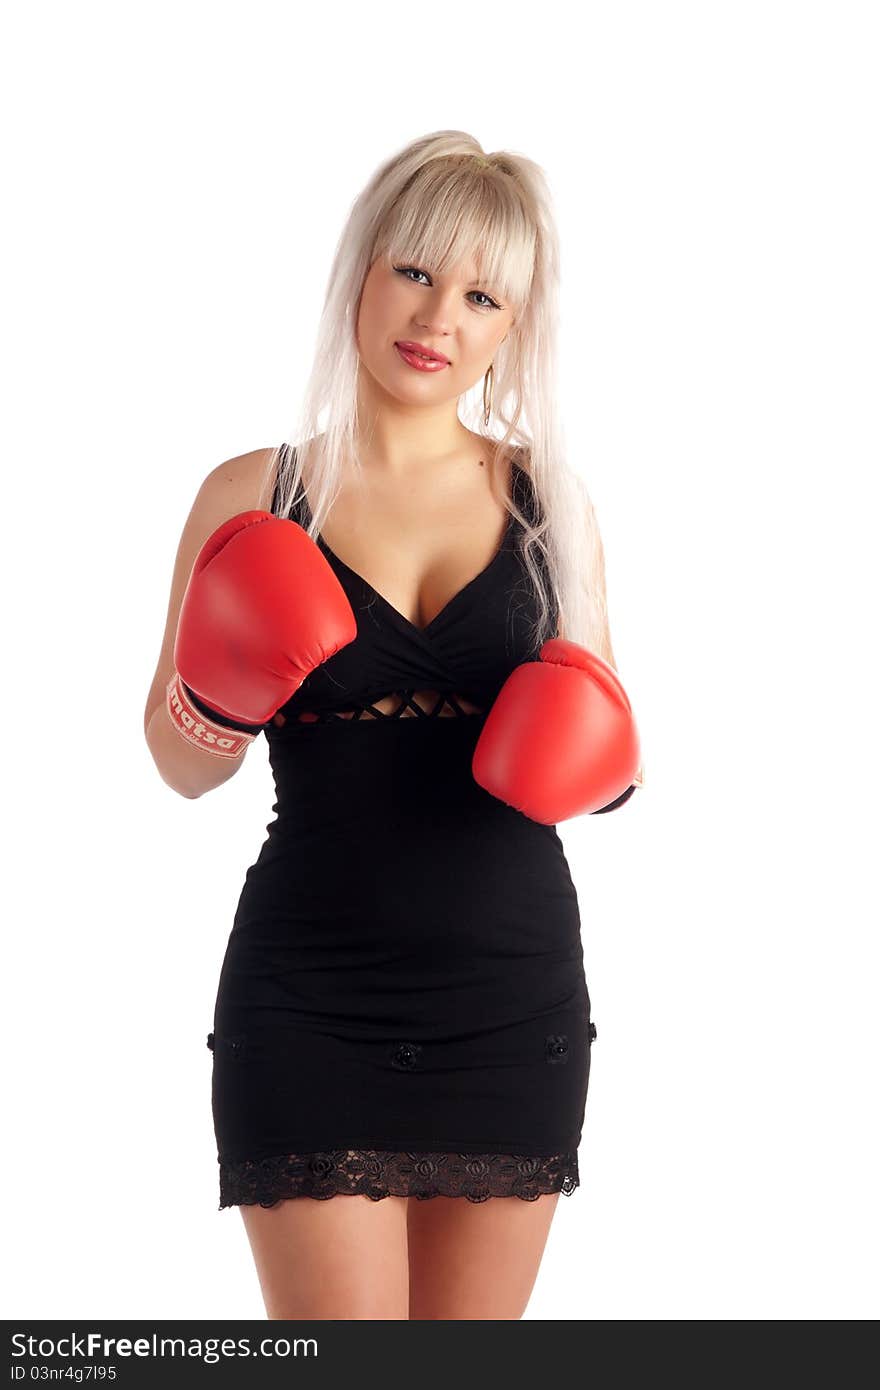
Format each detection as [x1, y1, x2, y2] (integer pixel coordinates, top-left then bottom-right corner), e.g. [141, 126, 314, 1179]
[452, 261, 485, 284]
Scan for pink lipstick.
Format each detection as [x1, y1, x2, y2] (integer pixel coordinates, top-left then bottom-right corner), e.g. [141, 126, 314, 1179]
[395, 341, 450, 372]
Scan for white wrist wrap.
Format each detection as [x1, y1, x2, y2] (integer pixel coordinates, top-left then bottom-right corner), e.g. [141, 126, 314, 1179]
[165, 671, 257, 759]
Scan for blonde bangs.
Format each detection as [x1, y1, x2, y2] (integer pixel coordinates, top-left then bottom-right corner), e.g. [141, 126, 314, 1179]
[374, 160, 536, 313]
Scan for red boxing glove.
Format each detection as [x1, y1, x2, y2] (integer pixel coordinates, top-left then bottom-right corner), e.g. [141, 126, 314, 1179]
[166, 510, 357, 758]
[472, 638, 641, 824]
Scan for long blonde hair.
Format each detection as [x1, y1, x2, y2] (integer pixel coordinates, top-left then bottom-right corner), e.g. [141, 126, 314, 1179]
[260, 130, 611, 658]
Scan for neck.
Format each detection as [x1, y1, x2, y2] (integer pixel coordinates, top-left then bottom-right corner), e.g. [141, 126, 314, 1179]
[354, 380, 479, 479]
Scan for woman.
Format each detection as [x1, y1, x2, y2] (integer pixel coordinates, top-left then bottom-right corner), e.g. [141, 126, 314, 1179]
[144, 130, 642, 1320]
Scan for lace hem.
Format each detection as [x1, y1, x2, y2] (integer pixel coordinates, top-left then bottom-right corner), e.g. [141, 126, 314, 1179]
[218, 1148, 580, 1209]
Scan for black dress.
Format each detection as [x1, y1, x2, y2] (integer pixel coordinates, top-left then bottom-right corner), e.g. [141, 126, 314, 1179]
[207, 447, 602, 1208]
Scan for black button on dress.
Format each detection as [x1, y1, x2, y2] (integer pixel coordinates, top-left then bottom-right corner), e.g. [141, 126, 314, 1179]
[207, 445, 598, 1208]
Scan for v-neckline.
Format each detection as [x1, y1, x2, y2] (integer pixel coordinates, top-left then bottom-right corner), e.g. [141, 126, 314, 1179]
[307, 463, 522, 639]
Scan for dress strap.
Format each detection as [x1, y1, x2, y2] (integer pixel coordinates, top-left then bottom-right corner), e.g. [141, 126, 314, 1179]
[510, 452, 543, 529]
[271, 443, 309, 528]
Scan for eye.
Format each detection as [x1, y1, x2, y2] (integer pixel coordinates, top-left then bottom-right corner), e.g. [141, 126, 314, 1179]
[393, 265, 502, 311]
[470, 289, 499, 310]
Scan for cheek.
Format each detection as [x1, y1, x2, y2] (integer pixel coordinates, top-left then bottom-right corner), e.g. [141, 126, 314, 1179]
[464, 324, 507, 367]
[358, 280, 405, 348]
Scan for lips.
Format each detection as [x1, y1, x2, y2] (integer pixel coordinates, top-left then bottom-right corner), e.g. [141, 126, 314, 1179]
[395, 340, 451, 365]
[394, 342, 450, 373]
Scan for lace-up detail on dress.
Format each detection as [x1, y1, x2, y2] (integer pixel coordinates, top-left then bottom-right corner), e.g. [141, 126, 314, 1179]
[218, 1148, 579, 1209]
[274, 689, 484, 724]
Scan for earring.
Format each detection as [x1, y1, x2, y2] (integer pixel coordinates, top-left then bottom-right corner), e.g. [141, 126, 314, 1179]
[482, 363, 495, 427]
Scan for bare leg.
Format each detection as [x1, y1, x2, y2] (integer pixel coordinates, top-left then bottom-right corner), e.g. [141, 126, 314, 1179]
[239, 1194, 409, 1319]
[407, 1192, 560, 1320]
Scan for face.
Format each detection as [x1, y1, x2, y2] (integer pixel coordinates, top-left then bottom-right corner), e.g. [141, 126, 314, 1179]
[355, 253, 516, 407]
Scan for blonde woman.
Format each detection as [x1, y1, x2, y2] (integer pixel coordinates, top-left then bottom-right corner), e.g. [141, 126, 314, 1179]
[144, 130, 642, 1320]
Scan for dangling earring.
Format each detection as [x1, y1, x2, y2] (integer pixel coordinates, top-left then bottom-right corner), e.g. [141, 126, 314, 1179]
[482, 363, 495, 427]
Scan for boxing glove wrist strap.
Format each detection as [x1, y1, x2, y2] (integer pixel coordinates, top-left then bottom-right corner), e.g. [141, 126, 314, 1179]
[589, 782, 637, 814]
[165, 671, 260, 759]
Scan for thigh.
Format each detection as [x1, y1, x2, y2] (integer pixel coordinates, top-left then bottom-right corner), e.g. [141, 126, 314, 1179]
[407, 1192, 560, 1320]
[239, 1194, 409, 1319]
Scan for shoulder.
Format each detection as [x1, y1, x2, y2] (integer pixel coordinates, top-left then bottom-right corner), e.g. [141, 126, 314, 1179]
[198, 444, 281, 514]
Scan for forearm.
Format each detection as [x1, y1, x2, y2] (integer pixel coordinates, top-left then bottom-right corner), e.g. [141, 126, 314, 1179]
[144, 698, 249, 799]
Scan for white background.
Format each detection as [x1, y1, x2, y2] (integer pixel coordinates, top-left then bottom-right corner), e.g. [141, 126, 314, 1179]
[3, 0, 877, 1321]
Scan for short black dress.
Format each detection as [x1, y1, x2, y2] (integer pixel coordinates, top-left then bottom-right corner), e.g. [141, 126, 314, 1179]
[208, 447, 602, 1209]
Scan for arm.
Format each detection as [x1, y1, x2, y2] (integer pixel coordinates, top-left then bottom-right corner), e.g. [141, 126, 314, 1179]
[583, 500, 644, 811]
[472, 479, 643, 824]
[143, 447, 277, 799]
[588, 612, 643, 815]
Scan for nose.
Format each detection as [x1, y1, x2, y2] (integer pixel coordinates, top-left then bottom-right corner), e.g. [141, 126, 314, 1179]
[413, 287, 461, 337]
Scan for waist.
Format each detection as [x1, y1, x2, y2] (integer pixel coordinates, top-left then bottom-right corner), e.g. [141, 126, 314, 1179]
[242, 717, 578, 925]
[265, 713, 500, 829]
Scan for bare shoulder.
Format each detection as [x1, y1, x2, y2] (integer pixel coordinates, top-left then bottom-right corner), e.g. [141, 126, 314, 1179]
[198, 444, 280, 514]
[183, 443, 282, 567]
[142, 444, 281, 731]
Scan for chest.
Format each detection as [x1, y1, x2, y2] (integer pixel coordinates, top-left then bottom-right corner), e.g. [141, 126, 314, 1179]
[267, 451, 556, 727]
[318, 482, 512, 633]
